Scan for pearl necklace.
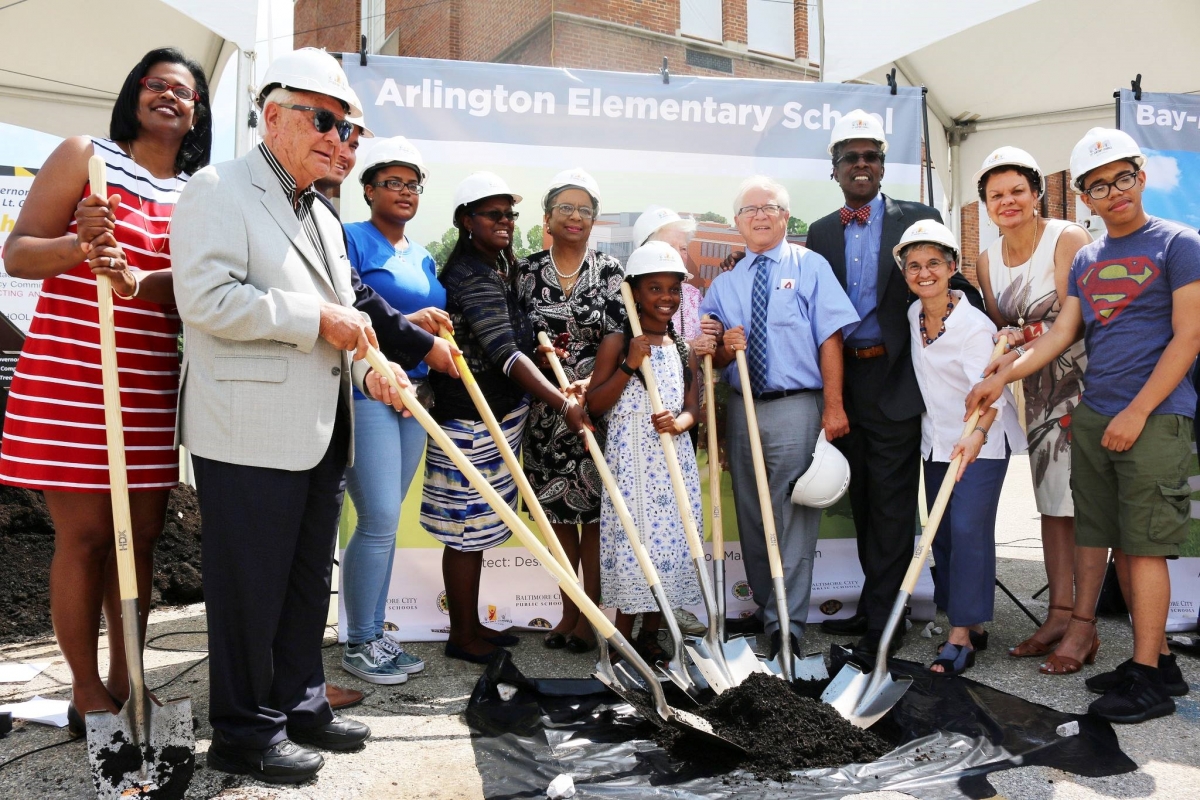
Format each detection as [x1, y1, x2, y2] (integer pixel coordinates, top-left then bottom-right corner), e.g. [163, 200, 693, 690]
[550, 247, 586, 284]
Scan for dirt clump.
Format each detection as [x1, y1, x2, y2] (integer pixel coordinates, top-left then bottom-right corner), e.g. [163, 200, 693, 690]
[0, 484, 204, 644]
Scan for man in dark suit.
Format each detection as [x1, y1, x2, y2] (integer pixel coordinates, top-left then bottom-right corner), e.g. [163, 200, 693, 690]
[806, 110, 982, 658]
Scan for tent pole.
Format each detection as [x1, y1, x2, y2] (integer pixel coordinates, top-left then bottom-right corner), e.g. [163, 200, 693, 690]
[949, 130, 962, 237]
[235, 49, 255, 157]
[921, 88, 934, 208]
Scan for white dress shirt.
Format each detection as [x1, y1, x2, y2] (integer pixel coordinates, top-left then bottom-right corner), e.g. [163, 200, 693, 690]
[908, 290, 1028, 462]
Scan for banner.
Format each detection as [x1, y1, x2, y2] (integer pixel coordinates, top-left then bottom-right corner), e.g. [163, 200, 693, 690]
[0, 167, 40, 333]
[1119, 90, 1200, 631]
[337, 55, 934, 642]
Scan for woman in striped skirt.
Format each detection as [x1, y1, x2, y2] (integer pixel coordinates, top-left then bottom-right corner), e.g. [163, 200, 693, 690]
[0, 49, 211, 733]
[424, 172, 590, 663]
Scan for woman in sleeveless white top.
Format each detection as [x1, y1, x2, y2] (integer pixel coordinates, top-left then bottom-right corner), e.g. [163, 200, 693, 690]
[976, 156, 1092, 665]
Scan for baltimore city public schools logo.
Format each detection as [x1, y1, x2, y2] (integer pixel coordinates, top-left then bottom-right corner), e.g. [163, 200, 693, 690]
[732, 581, 752, 601]
[527, 618, 552, 629]
[820, 599, 844, 616]
[1088, 138, 1113, 157]
[436, 590, 449, 615]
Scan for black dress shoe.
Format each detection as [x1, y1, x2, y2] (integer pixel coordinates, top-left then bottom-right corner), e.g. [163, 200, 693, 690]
[725, 615, 765, 635]
[820, 613, 869, 636]
[854, 629, 904, 659]
[543, 632, 567, 649]
[564, 634, 597, 654]
[483, 632, 520, 647]
[66, 702, 85, 738]
[207, 733, 323, 784]
[445, 641, 504, 664]
[286, 715, 371, 752]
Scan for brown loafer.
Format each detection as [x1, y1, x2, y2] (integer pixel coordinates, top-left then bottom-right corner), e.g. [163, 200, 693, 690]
[325, 682, 364, 710]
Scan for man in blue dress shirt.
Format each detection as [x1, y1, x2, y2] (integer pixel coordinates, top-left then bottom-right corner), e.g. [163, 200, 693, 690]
[700, 175, 859, 658]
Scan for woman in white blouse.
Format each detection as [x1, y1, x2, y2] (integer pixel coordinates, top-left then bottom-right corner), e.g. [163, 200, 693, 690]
[895, 221, 1027, 676]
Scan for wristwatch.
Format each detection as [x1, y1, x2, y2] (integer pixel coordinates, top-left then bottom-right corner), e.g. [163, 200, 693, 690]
[619, 361, 637, 376]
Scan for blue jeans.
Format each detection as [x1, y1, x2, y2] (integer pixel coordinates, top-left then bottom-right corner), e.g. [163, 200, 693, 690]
[343, 395, 427, 644]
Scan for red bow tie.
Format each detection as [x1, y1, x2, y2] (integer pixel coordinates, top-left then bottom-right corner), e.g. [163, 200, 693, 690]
[840, 206, 871, 226]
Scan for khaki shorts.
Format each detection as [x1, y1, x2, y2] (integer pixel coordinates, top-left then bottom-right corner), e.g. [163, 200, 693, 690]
[1071, 402, 1195, 557]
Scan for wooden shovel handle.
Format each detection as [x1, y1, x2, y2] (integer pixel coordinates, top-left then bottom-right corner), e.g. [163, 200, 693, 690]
[618, 283, 707, 561]
[900, 339, 1008, 595]
[702, 316, 724, 559]
[733, 349, 784, 582]
[437, 328, 575, 576]
[89, 155, 137, 602]
[364, 348, 617, 639]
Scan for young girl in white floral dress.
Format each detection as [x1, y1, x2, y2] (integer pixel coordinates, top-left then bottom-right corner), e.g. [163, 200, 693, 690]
[586, 242, 702, 663]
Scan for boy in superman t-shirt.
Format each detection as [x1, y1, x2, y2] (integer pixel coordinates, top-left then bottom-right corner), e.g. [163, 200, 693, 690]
[967, 128, 1200, 724]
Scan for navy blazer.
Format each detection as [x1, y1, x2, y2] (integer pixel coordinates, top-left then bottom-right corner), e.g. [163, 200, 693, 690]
[317, 193, 434, 370]
[806, 195, 983, 421]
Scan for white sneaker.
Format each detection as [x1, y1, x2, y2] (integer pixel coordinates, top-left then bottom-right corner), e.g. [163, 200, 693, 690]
[343, 638, 409, 685]
[674, 608, 707, 636]
[379, 632, 426, 674]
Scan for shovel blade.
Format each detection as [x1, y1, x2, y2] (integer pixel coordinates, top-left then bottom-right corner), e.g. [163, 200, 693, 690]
[760, 651, 828, 681]
[850, 673, 913, 729]
[721, 635, 767, 683]
[86, 697, 195, 800]
[684, 638, 733, 694]
[820, 662, 912, 729]
[820, 662, 871, 718]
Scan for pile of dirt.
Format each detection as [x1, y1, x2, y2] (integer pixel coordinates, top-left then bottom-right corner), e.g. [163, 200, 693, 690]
[0, 484, 203, 644]
[658, 673, 892, 782]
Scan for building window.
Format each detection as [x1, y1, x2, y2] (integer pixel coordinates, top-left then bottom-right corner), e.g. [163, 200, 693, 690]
[685, 49, 733, 74]
[747, 0, 795, 59]
[681, 0, 722, 43]
[362, 0, 387, 54]
[807, 0, 821, 65]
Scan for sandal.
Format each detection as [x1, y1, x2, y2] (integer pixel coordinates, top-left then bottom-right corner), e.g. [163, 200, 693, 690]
[564, 634, 596, 654]
[930, 642, 975, 676]
[1008, 605, 1072, 657]
[543, 632, 567, 649]
[1039, 615, 1100, 675]
[939, 629, 988, 654]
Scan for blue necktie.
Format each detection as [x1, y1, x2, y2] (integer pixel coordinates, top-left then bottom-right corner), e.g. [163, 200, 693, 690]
[747, 254, 770, 397]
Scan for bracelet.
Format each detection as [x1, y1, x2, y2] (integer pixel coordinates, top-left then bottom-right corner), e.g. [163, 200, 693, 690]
[1013, 344, 1026, 356]
[619, 361, 637, 376]
[974, 426, 988, 444]
[111, 270, 141, 300]
[560, 396, 572, 414]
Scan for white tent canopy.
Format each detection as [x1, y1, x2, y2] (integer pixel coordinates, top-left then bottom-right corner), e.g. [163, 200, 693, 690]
[0, 0, 256, 139]
[822, 0, 1200, 224]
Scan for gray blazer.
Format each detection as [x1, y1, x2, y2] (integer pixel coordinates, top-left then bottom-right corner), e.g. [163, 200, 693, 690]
[171, 146, 366, 471]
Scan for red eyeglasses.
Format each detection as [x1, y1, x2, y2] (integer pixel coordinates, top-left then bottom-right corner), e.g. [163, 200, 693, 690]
[139, 76, 197, 102]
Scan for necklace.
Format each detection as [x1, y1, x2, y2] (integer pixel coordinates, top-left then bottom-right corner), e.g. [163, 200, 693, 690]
[125, 141, 172, 257]
[550, 246, 586, 288]
[1001, 215, 1042, 327]
[918, 290, 955, 346]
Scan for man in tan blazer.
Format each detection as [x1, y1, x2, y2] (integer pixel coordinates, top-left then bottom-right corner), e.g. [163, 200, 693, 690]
[171, 48, 423, 785]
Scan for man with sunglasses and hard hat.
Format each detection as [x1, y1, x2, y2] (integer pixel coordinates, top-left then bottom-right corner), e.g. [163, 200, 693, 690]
[968, 128, 1200, 723]
[171, 48, 426, 782]
[805, 109, 982, 661]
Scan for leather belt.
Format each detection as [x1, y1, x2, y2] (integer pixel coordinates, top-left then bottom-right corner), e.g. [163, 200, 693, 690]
[844, 343, 887, 359]
[733, 388, 817, 402]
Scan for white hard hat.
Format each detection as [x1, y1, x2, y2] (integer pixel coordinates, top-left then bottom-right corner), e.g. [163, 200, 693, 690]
[624, 240, 689, 280]
[345, 112, 374, 139]
[360, 137, 426, 184]
[257, 48, 362, 117]
[973, 146, 1044, 195]
[545, 168, 601, 205]
[790, 430, 850, 508]
[633, 205, 697, 247]
[828, 109, 888, 154]
[452, 172, 522, 217]
[1070, 127, 1146, 192]
[892, 219, 959, 268]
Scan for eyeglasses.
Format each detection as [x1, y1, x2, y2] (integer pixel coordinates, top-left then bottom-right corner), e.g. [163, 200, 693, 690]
[836, 150, 884, 167]
[372, 179, 424, 195]
[1082, 170, 1139, 200]
[551, 203, 595, 220]
[139, 76, 197, 102]
[904, 259, 951, 275]
[276, 103, 353, 142]
[736, 204, 785, 219]
[470, 209, 519, 223]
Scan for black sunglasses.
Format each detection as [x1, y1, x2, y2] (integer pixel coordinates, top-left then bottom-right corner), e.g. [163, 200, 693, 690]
[836, 150, 884, 167]
[470, 209, 519, 223]
[277, 103, 352, 142]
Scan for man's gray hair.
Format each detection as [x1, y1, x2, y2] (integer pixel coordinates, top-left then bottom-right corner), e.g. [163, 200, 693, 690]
[262, 86, 299, 111]
[733, 175, 790, 216]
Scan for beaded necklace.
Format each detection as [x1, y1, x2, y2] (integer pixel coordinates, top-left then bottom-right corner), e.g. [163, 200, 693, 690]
[918, 290, 955, 346]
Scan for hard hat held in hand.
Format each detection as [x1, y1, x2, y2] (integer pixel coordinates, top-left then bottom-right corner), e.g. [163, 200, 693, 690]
[633, 204, 696, 247]
[828, 109, 888, 154]
[624, 240, 689, 280]
[790, 430, 850, 508]
[892, 219, 959, 268]
[973, 146, 1044, 195]
[1069, 128, 1146, 191]
[257, 48, 362, 117]
[452, 172, 522, 215]
[360, 137, 427, 184]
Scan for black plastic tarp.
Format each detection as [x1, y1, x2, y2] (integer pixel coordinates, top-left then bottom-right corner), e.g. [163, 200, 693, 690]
[466, 652, 1136, 800]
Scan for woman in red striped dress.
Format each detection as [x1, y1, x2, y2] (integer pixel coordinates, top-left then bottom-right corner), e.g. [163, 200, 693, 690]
[0, 48, 211, 732]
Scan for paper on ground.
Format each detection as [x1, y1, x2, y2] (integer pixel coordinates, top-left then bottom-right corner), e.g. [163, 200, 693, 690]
[0, 695, 69, 727]
[0, 662, 50, 683]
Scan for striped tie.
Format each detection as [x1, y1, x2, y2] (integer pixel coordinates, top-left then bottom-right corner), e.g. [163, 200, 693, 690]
[747, 254, 770, 397]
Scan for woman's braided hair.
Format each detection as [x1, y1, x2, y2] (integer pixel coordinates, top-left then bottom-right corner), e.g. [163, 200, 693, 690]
[621, 275, 693, 392]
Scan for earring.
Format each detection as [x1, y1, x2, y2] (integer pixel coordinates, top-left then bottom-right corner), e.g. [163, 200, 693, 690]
[467, 229, 473, 240]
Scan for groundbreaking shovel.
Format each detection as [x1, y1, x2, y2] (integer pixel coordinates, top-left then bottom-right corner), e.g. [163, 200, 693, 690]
[537, 332, 702, 699]
[83, 155, 195, 799]
[619, 284, 763, 692]
[437, 328, 629, 694]
[701, 320, 727, 644]
[362, 347, 742, 753]
[822, 340, 1008, 728]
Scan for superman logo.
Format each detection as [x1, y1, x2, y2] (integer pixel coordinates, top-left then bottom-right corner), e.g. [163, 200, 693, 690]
[1078, 256, 1160, 325]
